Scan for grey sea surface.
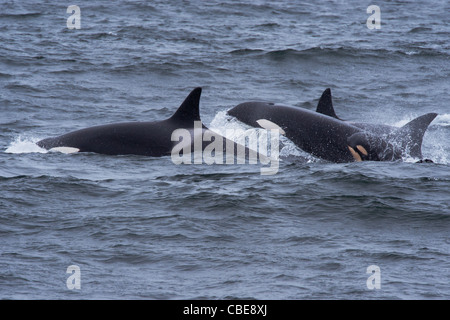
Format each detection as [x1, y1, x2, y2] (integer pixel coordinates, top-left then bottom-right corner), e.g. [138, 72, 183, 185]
[0, 0, 449, 299]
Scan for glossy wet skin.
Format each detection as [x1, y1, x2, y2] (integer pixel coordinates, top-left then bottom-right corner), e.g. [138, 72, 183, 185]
[228, 100, 434, 163]
[229, 101, 371, 163]
[36, 88, 206, 157]
[346, 132, 403, 162]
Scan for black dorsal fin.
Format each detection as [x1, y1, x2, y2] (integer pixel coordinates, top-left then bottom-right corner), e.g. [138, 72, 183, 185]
[316, 88, 340, 120]
[395, 113, 438, 158]
[170, 87, 202, 122]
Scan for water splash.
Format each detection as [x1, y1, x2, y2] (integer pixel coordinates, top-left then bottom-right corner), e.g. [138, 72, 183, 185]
[433, 114, 450, 127]
[393, 113, 450, 128]
[4, 136, 47, 154]
[209, 110, 315, 161]
[420, 114, 449, 164]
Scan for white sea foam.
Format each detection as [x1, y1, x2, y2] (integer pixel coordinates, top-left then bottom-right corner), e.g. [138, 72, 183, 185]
[5, 136, 48, 154]
[434, 114, 450, 127]
[392, 113, 450, 128]
[209, 110, 311, 160]
[353, 113, 448, 164]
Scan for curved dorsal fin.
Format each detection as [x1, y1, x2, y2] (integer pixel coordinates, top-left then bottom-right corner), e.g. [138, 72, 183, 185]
[396, 113, 438, 158]
[316, 88, 340, 120]
[170, 87, 202, 122]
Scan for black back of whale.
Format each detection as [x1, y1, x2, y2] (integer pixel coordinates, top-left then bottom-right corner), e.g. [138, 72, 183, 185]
[227, 90, 437, 162]
[37, 88, 269, 163]
[228, 101, 363, 162]
[37, 88, 205, 156]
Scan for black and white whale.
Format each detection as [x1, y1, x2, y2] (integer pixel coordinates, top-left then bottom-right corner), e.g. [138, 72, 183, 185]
[227, 90, 437, 163]
[37, 88, 279, 174]
[37, 87, 207, 156]
[37, 88, 269, 161]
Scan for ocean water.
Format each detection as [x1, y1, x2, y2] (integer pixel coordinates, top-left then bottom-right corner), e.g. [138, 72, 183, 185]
[0, 0, 449, 300]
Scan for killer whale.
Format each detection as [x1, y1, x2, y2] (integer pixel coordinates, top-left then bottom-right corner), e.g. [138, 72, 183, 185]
[227, 91, 437, 162]
[37, 88, 207, 156]
[36, 88, 271, 165]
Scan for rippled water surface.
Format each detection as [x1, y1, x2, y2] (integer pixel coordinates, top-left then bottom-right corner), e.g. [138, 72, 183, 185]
[0, 0, 449, 299]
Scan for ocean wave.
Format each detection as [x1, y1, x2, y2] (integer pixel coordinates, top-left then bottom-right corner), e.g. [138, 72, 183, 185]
[229, 48, 265, 56]
[433, 114, 450, 127]
[0, 12, 42, 19]
[229, 46, 448, 60]
[0, 72, 12, 78]
[4, 83, 44, 93]
[408, 26, 433, 33]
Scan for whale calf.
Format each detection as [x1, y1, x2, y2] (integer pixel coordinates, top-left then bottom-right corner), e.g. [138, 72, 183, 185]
[227, 90, 437, 162]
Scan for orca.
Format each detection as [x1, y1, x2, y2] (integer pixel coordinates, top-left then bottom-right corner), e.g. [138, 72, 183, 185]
[36, 88, 271, 166]
[37, 88, 207, 156]
[227, 91, 437, 162]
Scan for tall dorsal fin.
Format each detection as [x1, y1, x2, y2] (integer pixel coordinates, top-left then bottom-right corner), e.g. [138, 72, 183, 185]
[170, 87, 202, 122]
[316, 88, 340, 120]
[394, 113, 438, 158]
